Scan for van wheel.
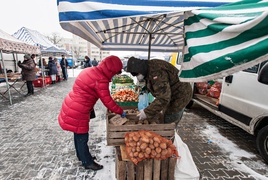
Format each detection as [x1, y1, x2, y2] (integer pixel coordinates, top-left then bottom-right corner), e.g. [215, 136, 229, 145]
[256, 125, 268, 164]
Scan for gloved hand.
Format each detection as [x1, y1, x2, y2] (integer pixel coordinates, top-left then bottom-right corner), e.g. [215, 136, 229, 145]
[137, 109, 147, 120]
[121, 111, 127, 118]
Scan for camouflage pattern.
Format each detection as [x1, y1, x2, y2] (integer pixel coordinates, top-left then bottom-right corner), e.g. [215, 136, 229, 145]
[143, 59, 192, 120]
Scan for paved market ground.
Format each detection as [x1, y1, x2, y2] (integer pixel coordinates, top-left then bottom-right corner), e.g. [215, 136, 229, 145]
[0, 71, 268, 180]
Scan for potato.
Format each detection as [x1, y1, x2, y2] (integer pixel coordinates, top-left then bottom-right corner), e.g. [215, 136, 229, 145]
[154, 142, 159, 148]
[125, 136, 128, 142]
[161, 149, 168, 156]
[133, 135, 140, 142]
[149, 144, 155, 150]
[156, 153, 161, 158]
[129, 152, 134, 158]
[138, 152, 144, 159]
[145, 131, 153, 138]
[151, 150, 157, 157]
[145, 147, 151, 155]
[140, 142, 148, 150]
[156, 147, 162, 154]
[153, 136, 161, 144]
[144, 153, 150, 158]
[133, 152, 139, 157]
[160, 142, 167, 149]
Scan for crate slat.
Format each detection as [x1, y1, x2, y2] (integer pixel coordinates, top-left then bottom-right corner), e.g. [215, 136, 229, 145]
[144, 159, 153, 179]
[107, 107, 175, 146]
[115, 147, 177, 180]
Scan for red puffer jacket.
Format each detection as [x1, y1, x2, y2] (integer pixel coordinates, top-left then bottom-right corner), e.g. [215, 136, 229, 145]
[58, 55, 124, 134]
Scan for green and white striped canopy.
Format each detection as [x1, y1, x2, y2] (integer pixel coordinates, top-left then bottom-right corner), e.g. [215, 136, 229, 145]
[179, 0, 268, 82]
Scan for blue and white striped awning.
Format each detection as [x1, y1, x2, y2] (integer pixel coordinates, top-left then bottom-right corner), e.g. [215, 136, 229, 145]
[13, 27, 58, 50]
[57, 0, 236, 53]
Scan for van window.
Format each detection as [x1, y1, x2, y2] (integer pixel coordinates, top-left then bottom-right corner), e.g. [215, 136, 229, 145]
[242, 60, 268, 74]
[243, 64, 259, 73]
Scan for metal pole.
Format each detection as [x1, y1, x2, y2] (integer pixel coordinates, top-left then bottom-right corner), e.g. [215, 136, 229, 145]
[40, 55, 46, 88]
[0, 50, 12, 105]
[148, 33, 152, 60]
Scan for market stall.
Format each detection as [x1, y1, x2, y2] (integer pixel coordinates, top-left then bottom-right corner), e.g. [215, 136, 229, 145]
[0, 28, 40, 104]
[57, 0, 268, 178]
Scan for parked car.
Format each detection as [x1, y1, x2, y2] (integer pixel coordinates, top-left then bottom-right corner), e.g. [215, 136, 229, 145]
[186, 61, 268, 164]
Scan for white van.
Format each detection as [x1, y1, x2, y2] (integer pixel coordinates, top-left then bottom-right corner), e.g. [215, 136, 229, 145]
[185, 61, 268, 164]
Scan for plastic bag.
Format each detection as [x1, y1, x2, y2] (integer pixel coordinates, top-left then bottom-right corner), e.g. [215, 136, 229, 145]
[174, 131, 200, 180]
[138, 93, 149, 111]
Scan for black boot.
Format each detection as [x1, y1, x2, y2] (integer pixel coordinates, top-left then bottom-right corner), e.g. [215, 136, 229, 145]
[24, 93, 32, 97]
[84, 161, 103, 171]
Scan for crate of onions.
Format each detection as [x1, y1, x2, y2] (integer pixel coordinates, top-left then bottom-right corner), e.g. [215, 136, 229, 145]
[111, 88, 139, 107]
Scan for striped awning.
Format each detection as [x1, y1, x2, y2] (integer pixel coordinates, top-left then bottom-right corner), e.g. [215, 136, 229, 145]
[57, 0, 236, 54]
[179, 0, 268, 82]
[0, 29, 40, 54]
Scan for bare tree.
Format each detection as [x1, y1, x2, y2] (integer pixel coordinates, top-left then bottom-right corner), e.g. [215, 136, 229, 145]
[71, 46, 82, 60]
[46, 32, 63, 46]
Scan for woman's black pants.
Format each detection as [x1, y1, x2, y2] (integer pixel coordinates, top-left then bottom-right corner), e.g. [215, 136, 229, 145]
[26, 81, 34, 94]
[74, 133, 94, 166]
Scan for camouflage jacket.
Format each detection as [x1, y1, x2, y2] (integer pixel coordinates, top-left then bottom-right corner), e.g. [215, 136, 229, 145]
[144, 60, 192, 119]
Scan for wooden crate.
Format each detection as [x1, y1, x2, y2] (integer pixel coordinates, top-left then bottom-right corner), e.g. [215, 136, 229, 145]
[115, 146, 177, 180]
[106, 113, 175, 146]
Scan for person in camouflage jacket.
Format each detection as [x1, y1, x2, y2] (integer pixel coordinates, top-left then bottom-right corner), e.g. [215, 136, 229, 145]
[126, 56, 192, 124]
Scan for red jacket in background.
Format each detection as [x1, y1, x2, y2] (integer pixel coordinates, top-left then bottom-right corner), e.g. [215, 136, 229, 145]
[58, 55, 124, 134]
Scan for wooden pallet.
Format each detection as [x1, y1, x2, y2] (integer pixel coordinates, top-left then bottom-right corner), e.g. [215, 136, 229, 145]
[115, 146, 177, 180]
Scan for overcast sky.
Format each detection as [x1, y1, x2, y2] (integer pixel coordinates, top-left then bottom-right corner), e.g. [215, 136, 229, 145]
[0, 0, 171, 57]
[0, 0, 72, 38]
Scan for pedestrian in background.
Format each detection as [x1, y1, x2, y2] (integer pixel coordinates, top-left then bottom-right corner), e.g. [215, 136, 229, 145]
[58, 55, 127, 171]
[84, 56, 92, 68]
[60, 55, 69, 80]
[92, 58, 98, 66]
[126, 57, 192, 126]
[18, 54, 36, 97]
[48, 57, 58, 84]
[54, 57, 62, 82]
[31, 54, 37, 65]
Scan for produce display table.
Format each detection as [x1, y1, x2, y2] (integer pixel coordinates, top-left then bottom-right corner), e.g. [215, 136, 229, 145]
[0, 73, 23, 99]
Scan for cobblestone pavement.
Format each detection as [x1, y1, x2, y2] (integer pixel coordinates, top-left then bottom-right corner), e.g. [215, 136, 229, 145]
[178, 106, 268, 180]
[0, 75, 268, 180]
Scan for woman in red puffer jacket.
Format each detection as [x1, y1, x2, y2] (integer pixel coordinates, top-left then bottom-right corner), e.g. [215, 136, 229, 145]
[58, 55, 126, 171]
